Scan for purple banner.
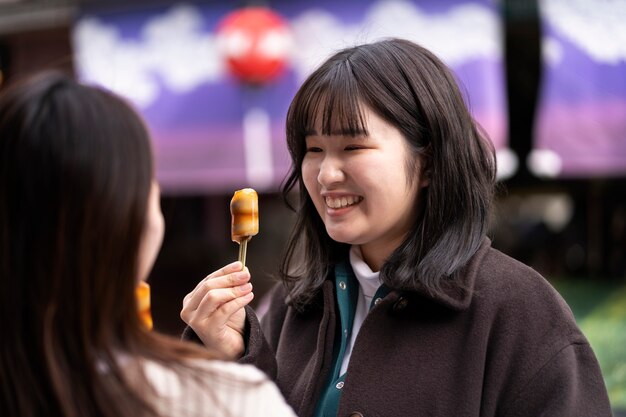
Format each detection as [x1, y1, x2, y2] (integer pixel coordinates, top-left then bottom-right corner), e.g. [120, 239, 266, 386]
[73, 0, 506, 194]
[534, 0, 626, 178]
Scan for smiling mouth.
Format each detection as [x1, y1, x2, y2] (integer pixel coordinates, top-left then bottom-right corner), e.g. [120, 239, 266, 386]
[325, 195, 364, 209]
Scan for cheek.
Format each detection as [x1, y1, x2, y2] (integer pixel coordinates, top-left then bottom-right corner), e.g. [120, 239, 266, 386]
[151, 211, 165, 247]
[137, 188, 165, 281]
[301, 162, 318, 195]
[144, 209, 164, 258]
[301, 166, 327, 220]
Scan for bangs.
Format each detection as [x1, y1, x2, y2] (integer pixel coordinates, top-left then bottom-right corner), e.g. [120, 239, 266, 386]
[288, 61, 369, 139]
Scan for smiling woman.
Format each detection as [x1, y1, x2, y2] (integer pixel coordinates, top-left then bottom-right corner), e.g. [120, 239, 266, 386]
[181, 38, 612, 417]
[302, 108, 426, 272]
[280, 37, 494, 307]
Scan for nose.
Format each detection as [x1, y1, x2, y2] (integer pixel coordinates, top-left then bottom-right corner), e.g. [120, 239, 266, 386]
[317, 154, 345, 187]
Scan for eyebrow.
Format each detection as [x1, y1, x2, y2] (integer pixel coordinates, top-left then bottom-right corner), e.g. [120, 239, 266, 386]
[305, 128, 369, 137]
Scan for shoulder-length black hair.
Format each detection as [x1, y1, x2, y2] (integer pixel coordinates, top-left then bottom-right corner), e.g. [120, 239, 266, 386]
[0, 72, 225, 416]
[280, 38, 496, 310]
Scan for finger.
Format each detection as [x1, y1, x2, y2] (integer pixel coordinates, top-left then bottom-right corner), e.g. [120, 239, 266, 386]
[184, 270, 250, 313]
[190, 261, 243, 294]
[204, 270, 250, 292]
[194, 283, 253, 319]
[211, 291, 255, 327]
[184, 262, 245, 305]
[206, 261, 244, 280]
[182, 284, 249, 326]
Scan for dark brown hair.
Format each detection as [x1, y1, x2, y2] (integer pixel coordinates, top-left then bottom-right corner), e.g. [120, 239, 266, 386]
[280, 38, 496, 310]
[0, 72, 221, 416]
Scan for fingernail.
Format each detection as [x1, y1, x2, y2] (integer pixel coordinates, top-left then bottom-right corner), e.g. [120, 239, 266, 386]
[235, 271, 249, 280]
[238, 283, 252, 292]
[228, 261, 242, 270]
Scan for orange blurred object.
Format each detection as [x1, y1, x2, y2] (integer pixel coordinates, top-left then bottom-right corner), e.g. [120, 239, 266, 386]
[135, 281, 153, 330]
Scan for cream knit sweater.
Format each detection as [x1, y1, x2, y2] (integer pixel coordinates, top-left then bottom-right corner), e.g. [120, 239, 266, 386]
[136, 358, 296, 417]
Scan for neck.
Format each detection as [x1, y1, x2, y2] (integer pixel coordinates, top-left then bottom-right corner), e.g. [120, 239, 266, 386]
[359, 233, 407, 272]
[358, 245, 390, 273]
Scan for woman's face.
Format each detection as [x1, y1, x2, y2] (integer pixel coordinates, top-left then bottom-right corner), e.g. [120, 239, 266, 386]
[302, 106, 428, 271]
[137, 181, 165, 281]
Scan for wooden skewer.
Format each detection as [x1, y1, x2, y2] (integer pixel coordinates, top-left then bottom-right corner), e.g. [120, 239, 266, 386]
[238, 238, 249, 270]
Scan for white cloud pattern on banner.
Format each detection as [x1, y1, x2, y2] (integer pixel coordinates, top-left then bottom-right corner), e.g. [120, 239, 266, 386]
[541, 0, 626, 65]
[142, 5, 223, 92]
[73, 18, 159, 107]
[290, 0, 500, 79]
[73, 1, 500, 107]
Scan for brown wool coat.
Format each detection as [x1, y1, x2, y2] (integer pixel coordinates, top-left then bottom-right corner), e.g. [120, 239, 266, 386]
[185, 239, 612, 417]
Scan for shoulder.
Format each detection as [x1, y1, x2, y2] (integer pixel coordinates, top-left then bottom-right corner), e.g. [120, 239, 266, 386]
[467, 247, 611, 413]
[153, 358, 270, 383]
[474, 246, 575, 321]
[477, 245, 550, 289]
[471, 246, 591, 369]
[141, 359, 295, 417]
[143, 357, 274, 388]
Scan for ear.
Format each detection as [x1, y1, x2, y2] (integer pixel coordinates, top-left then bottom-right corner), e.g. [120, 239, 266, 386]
[419, 155, 431, 188]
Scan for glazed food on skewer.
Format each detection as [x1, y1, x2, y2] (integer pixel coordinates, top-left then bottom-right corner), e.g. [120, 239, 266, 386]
[230, 188, 259, 269]
[136, 281, 153, 330]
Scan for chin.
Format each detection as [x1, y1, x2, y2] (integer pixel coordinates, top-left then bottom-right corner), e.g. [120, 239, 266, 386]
[326, 230, 357, 245]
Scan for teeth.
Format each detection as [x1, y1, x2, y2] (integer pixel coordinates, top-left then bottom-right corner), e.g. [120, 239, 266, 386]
[325, 195, 362, 209]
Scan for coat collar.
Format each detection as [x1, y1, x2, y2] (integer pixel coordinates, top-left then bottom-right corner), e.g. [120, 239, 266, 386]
[324, 237, 492, 313]
[406, 237, 491, 312]
[319, 237, 491, 313]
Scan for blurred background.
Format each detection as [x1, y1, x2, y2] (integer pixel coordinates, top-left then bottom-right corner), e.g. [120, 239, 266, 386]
[1, 0, 624, 412]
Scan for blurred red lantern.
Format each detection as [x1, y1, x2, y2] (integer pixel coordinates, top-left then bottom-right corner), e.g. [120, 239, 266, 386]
[216, 7, 292, 85]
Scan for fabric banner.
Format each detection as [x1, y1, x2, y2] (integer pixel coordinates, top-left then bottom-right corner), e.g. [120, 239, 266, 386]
[73, 0, 506, 194]
[533, 0, 626, 178]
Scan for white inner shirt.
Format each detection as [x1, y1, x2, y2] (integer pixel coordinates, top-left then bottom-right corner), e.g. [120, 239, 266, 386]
[340, 245, 382, 375]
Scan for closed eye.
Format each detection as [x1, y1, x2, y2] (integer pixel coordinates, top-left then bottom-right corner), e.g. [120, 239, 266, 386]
[306, 147, 323, 153]
[345, 145, 366, 151]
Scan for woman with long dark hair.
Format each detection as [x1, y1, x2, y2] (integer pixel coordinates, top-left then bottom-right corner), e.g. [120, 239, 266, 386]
[181, 39, 611, 416]
[0, 72, 295, 417]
